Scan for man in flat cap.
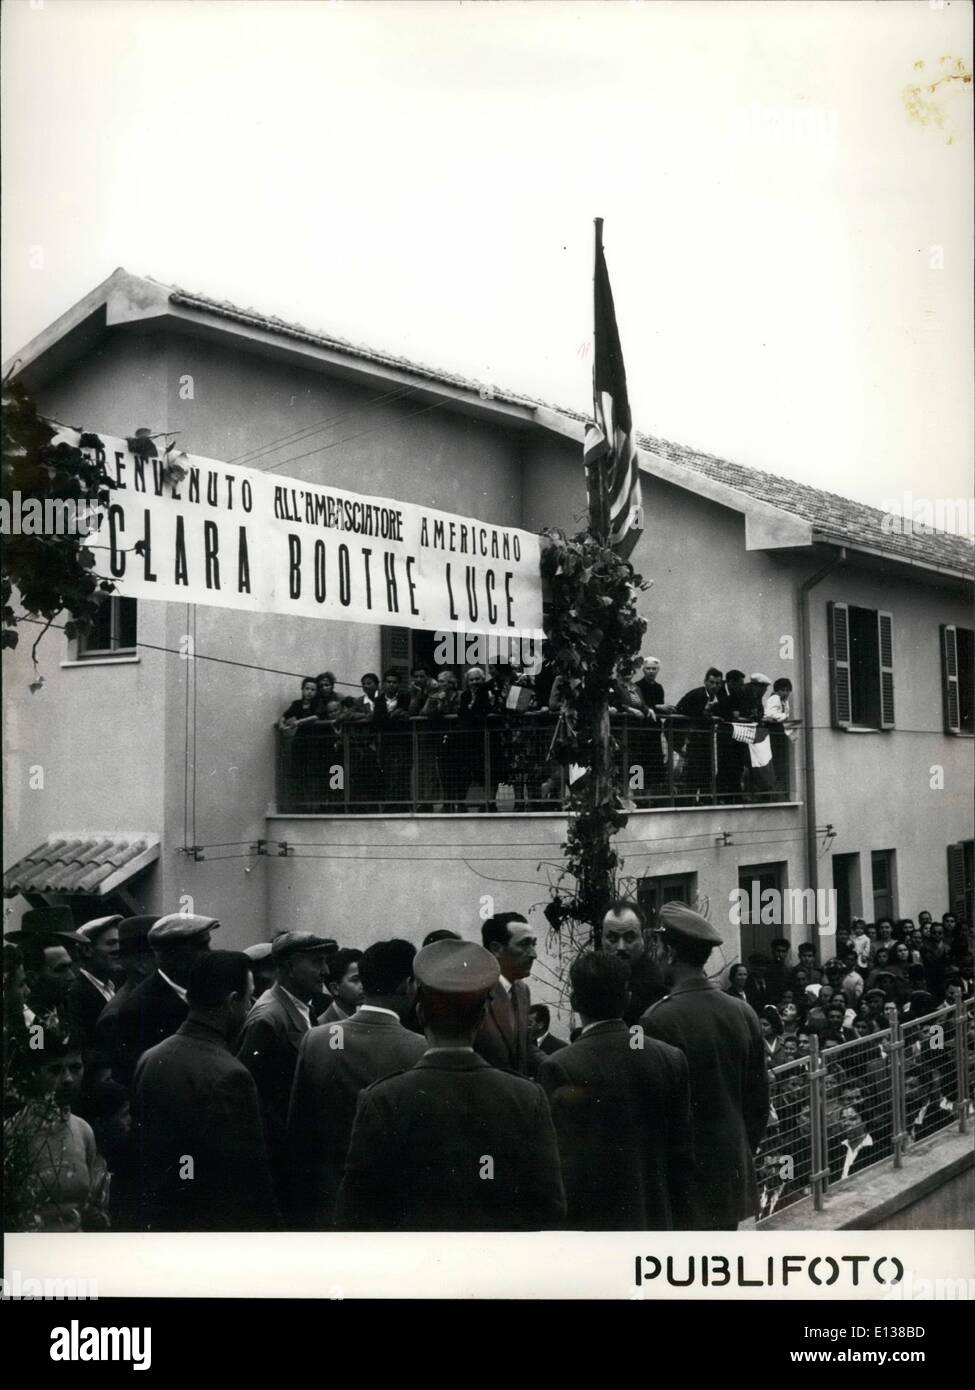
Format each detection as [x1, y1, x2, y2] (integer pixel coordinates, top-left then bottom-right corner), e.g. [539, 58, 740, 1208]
[93, 916, 159, 1062]
[287, 938, 426, 1228]
[67, 915, 123, 1048]
[236, 931, 331, 1205]
[104, 913, 216, 1088]
[130, 950, 278, 1231]
[337, 939, 565, 1231]
[638, 902, 768, 1230]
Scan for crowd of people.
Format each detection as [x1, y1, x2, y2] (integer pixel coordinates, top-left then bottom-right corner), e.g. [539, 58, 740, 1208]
[3, 900, 968, 1234]
[726, 914, 975, 1218]
[278, 660, 798, 810]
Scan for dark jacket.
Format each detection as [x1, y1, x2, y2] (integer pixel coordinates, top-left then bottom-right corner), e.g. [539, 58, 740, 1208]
[623, 953, 668, 1025]
[473, 980, 531, 1075]
[96, 970, 187, 1090]
[286, 1007, 428, 1227]
[66, 972, 114, 1052]
[130, 1018, 279, 1231]
[538, 1019, 694, 1230]
[236, 983, 312, 1197]
[336, 1050, 566, 1231]
[537, 1032, 568, 1055]
[640, 977, 769, 1229]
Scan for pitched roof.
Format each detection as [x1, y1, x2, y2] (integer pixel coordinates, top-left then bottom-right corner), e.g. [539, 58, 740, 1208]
[165, 279, 973, 579]
[632, 430, 975, 579]
[4, 834, 160, 898]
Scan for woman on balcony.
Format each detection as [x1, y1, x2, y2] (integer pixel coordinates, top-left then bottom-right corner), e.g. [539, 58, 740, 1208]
[279, 676, 327, 810]
[457, 667, 500, 810]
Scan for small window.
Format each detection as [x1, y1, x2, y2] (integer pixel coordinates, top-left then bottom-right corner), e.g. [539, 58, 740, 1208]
[941, 625, 975, 735]
[636, 872, 697, 930]
[828, 602, 894, 729]
[76, 596, 138, 658]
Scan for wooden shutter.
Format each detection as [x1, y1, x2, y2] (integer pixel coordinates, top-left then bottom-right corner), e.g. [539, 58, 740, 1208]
[941, 624, 961, 733]
[877, 610, 895, 729]
[946, 842, 967, 920]
[380, 626, 412, 682]
[827, 601, 852, 728]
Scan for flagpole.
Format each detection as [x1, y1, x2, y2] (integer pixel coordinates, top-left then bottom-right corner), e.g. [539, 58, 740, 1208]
[589, 216, 613, 941]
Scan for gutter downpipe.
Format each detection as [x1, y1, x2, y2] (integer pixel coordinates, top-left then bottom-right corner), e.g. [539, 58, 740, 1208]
[798, 546, 846, 951]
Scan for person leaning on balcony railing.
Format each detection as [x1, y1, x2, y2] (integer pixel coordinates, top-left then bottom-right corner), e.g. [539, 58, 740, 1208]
[421, 670, 463, 809]
[672, 667, 722, 799]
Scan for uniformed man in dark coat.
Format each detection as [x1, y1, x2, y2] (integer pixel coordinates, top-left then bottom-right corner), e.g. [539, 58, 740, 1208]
[101, 914, 215, 1088]
[130, 949, 278, 1231]
[539, 952, 694, 1230]
[337, 938, 566, 1231]
[639, 901, 769, 1230]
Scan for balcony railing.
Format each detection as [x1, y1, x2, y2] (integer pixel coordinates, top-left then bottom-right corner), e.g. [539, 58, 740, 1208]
[274, 714, 797, 815]
[757, 998, 973, 1223]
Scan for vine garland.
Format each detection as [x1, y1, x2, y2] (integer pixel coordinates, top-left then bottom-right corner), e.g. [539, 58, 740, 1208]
[538, 525, 650, 947]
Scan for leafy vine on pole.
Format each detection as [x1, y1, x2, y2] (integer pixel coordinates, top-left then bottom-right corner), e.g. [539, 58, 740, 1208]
[539, 525, 649, 950]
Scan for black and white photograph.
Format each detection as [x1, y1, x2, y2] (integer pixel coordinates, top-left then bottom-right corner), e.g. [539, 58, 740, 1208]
[1, 0, 972, 1322]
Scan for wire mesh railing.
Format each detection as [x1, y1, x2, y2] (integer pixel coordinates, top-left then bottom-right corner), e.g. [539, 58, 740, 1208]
[757, 997, 973, 1222]
[275, 714, 796, 814]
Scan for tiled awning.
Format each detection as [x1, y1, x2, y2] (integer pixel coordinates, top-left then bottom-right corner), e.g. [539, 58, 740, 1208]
[3, 834, 160, 898]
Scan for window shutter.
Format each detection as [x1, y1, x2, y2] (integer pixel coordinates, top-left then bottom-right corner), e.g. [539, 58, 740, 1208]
[827, 601, 852, 728]
[380, 626, 411, 682]
[941, 624, 961, 733]
[877, 610, 895, 729]
[946, 842, 967, 920]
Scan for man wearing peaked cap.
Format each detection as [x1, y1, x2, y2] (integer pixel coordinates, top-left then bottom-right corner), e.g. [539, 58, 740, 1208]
[639, 901, 768, 1230]
[103, 912, 216, 1089]
[336, 938, 566, 1232]
[68, 915, 123, 1048]
[243, 941, 276, 998]
[236, 931, 332, 1206]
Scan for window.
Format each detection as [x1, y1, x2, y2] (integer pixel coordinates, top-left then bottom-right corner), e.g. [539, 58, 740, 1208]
[941, 625, 975, 735]
[635, 872, 697, 930]
[76, 596, 137, 659]
[828, 601, 894, 729]
[947, 841, 973, 923]
[871, 849, 896, 921]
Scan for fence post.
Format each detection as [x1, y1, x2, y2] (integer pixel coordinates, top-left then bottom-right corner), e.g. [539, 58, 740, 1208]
[889, 1016, 906, 1169]
[708, 723, 718, 805]
[342, 728, 351, 815]
[808, 1036, 827, 1211]
[665, 717, 675, 807]
[955, 996, 970, 1135]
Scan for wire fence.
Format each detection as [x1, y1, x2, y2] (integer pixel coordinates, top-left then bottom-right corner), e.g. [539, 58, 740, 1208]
[275, 714, 797, 814]
[757, 998, 973, 1222]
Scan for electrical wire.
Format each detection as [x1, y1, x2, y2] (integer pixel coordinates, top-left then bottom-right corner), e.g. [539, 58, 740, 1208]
[226, 385, 419, 467]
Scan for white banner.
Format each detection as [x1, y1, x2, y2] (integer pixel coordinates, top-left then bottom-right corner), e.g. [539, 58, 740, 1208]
[55, 432, 544, 638]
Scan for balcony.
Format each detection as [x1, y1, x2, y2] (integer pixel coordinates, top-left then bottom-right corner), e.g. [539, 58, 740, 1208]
[274, 714, 797, 815]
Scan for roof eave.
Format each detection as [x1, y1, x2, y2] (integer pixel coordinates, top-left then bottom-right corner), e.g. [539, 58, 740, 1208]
[810, 529, 974, 584]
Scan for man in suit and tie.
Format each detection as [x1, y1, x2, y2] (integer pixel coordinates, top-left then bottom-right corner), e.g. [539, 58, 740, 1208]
[539, 952, 694, 1230]
[236, 930, 331, 1206]
[473, 911, 536, 1075]
[287, 938, 425, 1228]
[102, 914, 215, 1088]
[673, 668, 722, 800]
[130, 950, 278, 1231]
[639, 901, 769, 1231]
[528, 1004, 566, 1055]
[337, 938, 565, 1231]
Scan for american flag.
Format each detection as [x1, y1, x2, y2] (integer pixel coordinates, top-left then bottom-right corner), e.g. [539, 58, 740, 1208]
[585, 219, 643, 557]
